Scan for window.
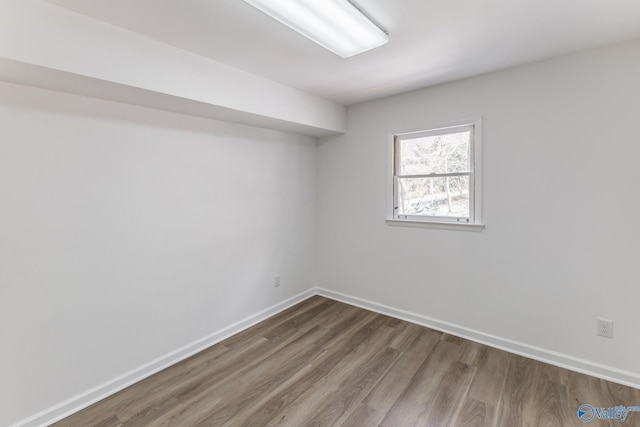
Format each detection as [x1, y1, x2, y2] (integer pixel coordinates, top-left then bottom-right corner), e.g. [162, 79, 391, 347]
[390, 118, 482, 229]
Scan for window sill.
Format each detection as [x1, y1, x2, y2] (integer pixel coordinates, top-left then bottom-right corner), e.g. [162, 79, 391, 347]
[385, 219, 485, 232]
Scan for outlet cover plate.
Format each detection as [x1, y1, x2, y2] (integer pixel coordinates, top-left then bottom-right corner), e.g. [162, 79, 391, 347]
[597, 318, 613, 339]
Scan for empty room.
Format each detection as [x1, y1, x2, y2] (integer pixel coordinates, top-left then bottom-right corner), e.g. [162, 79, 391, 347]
[2, 0, 640, 426]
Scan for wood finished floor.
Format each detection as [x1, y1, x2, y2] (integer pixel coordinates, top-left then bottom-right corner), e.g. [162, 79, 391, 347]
[54, 296, 640, 427]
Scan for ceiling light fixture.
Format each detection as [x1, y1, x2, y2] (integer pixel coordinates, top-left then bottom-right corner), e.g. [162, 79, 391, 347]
[243, 0, 388, 58]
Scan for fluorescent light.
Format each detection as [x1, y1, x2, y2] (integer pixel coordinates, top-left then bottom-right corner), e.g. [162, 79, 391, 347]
[243, 0, 388, 58]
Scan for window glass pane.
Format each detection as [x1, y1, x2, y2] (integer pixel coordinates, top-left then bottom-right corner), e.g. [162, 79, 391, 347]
[398, 131, 470, 175]
[397, 176, 470, 218]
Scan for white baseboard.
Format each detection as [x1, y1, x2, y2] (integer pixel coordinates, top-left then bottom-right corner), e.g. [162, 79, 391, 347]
[316, 287, 640, 390]
[12, 289, 316, 427]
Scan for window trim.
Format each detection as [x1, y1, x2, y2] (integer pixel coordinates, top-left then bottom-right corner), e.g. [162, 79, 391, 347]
[386, 117, 484, 231]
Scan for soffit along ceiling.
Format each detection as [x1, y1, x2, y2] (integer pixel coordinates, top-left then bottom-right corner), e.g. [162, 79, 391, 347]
[46, 0, 640, 106]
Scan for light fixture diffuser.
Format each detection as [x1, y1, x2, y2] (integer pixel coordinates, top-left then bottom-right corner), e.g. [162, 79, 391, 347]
[243, 0, 388, 58]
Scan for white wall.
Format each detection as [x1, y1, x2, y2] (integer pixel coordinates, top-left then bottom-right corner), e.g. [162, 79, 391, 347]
[318, 40, 640, 381]
[0, 82, 317, 426]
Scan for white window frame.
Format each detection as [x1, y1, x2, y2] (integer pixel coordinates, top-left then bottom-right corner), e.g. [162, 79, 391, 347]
[386, 117, 484, 231]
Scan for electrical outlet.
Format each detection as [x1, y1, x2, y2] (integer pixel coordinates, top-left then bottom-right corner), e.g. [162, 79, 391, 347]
[274, 275, 281, 288]
[597, 318, 613, 339]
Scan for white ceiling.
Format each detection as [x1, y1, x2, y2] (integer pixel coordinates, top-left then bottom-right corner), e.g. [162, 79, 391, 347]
[46, 0, 640, 106]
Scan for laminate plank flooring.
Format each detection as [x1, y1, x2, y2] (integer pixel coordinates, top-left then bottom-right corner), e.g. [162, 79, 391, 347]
[54, 296, 640, 427]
